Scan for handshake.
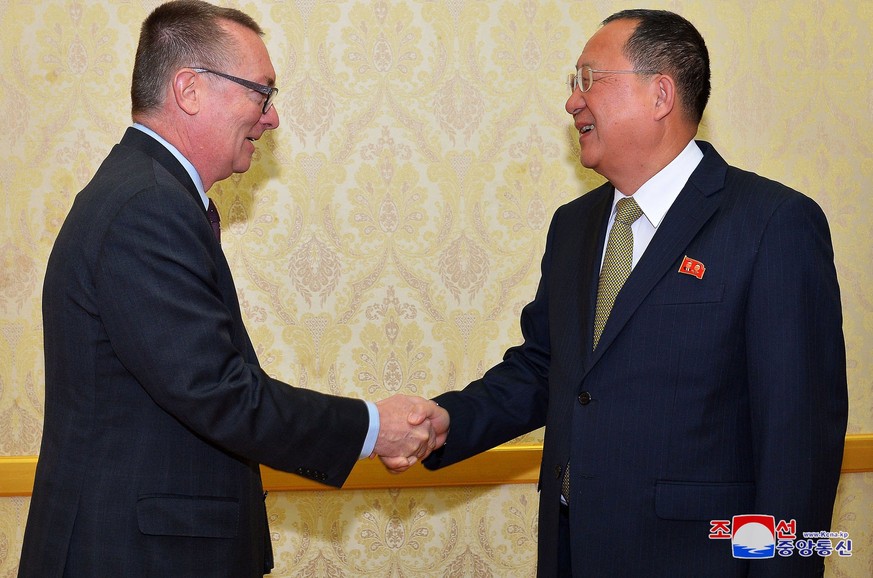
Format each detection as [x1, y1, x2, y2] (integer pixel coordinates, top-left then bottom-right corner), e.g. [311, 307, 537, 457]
[372, 395, 450, 474]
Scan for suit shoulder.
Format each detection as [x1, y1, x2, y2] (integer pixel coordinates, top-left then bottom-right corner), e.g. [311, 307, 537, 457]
[76, 146, 158, 205]
[724, 164, 796, 195]
[78, 144, 194, 217]
[723, 164, 818, 204]
[714, 167, 835, 259]
[53, 145, 199, 268]
[721, 165, 826, 217]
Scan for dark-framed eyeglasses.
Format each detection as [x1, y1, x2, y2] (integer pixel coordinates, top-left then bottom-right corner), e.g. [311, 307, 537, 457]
[192, 67, 278, 114]
[567, 65, 659, 94]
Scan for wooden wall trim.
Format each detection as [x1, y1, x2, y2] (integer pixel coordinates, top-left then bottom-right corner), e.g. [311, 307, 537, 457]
[2, 434, 871, 497]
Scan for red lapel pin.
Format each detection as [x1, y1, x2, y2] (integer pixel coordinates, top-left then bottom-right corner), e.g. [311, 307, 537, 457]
[678, 255, 705, 279]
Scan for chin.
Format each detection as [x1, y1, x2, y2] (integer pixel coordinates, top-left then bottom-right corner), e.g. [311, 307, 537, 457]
[578, 148, 604, 171]
[233, 160, 254, 174]
[579, 157, 597, 170]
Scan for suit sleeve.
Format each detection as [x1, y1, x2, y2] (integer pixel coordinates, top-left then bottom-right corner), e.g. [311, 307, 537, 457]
[745, 193, 848, 576]
[95, 184, 368, 487]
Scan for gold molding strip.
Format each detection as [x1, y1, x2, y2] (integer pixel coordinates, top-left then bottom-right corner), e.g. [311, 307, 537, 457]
[2, 435, 871, 497]
[840, 433, 873, 473]
[0, 456, 38, 498]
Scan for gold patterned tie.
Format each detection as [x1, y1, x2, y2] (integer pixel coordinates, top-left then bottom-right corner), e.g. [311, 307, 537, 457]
[592, 196, 642, 349]
[562, 196, 642, 504]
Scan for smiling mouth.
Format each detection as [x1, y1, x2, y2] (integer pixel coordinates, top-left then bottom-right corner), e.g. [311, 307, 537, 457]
[580, 124, 594, 134]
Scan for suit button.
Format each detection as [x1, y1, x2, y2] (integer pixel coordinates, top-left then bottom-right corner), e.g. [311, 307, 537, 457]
[554, 465, 562, 478]
[578, 391, 592, 405]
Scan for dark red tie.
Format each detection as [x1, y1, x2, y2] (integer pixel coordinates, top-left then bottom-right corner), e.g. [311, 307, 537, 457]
[206, 198, 221, 243]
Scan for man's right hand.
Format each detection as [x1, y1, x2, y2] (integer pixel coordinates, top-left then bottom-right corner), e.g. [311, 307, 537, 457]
[373, 395, 449, 473]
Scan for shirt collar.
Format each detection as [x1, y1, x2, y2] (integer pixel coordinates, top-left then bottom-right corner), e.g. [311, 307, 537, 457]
[612, 139, 704, 228]
[132, 123, 209, 210]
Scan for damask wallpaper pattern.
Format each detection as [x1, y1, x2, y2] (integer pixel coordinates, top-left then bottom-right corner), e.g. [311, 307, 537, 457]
[1, 1, 871, 576]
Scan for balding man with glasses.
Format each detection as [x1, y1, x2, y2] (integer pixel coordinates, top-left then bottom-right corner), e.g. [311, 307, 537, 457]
[19, 2, 448, 576]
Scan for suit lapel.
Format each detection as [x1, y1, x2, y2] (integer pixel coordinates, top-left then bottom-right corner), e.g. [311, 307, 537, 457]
[577, 188, 613, 362]
[588, 141, 728, 365]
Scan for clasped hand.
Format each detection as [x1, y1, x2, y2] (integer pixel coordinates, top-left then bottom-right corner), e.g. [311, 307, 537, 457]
[373, 394, 450, 473]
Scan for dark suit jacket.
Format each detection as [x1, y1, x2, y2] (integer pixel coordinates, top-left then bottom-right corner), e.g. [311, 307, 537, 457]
[19, 128, 370, 577]
[424, 142, 848, 577]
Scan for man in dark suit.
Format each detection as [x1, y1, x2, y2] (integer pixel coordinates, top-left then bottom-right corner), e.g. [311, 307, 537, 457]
[421, 9, 847, 577]
[19, 2, 448, 576]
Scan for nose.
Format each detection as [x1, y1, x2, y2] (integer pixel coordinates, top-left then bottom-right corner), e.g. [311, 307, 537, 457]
[262, 104, 280, 129]
[565, 89, 585, 115]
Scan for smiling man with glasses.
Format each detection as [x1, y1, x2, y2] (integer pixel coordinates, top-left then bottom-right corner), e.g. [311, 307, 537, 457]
[422, 8, 846, 578]
[18, 1, 449, 576]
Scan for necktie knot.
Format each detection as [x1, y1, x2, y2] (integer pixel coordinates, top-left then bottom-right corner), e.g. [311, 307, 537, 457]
[614, 196, 642, 226]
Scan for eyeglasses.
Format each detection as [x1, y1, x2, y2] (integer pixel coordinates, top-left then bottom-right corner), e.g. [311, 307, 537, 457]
[567, 66, 659, 94]
[192, 67, 278, 114]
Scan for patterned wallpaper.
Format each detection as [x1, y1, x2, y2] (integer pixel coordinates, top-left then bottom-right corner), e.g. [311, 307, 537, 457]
[1, 1, 871, 576]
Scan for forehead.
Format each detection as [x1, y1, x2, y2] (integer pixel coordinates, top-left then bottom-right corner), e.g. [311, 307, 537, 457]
[223, 20, 275, 77]
[576, 19, 635, 67]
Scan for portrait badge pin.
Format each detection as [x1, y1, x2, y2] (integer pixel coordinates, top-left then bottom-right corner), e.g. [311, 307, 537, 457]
[678, 255, 705, 279]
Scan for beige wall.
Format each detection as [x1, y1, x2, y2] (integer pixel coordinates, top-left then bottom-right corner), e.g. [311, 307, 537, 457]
[1, 1, 870, 575]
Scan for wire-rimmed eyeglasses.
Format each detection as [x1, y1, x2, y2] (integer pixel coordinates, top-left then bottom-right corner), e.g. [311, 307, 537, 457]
[567, 66, 659, 94]
[192, 68, 278, 114]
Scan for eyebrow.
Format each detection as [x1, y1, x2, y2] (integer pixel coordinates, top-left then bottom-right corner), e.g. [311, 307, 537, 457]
[252, 72, 276, 88]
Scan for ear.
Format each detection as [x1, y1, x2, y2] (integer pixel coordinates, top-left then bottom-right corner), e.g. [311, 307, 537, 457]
[652, 74, 676, 121]
[172, 69, 201, 116]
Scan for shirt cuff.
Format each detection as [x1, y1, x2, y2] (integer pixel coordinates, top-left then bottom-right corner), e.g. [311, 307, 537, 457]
[359, 400, 380, 459]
